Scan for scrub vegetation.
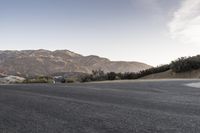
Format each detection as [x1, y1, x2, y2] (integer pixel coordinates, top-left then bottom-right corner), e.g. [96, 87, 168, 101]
[23, 76, 54, 83]
[81, 55, 200, 82]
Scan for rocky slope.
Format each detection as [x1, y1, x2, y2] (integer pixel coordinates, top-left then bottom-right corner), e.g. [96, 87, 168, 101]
[0, 49, 151, 77]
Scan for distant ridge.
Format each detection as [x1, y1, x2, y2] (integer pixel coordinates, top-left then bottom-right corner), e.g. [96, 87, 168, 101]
[0, 49, 151, 77]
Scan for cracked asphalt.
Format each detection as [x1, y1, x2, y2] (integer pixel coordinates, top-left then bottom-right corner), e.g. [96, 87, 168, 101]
[1, 79, 200, 133]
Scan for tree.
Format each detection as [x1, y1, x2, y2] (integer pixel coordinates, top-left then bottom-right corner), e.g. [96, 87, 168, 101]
[107, 72, 117, 80]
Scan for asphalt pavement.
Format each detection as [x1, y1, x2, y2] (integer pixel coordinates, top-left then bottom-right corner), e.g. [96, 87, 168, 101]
[1, 79, 200, 133]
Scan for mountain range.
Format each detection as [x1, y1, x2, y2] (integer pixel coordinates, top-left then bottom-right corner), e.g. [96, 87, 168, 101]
[0, 49, 151, 77]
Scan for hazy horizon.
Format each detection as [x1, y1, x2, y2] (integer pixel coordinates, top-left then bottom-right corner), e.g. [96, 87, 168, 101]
[1, 0, 200, 66]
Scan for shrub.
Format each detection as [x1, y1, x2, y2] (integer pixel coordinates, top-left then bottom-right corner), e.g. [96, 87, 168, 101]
[23, 76, 53, 83]
[80, 66, 171, 82]
[81, 74, 93, 82]
[107, 72, 117, 80]
[171, 55, 200, 73]
[138, 64, 170, 78]
[66, 78, 76, 83]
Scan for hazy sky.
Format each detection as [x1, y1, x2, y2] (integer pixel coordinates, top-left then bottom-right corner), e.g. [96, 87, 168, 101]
[0, 0, 200, 66]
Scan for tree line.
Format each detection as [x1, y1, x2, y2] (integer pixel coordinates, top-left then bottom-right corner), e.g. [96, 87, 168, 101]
[81, 55, 200, 82]
[81, 64, 170, 82]
[171, 55, 200, 73]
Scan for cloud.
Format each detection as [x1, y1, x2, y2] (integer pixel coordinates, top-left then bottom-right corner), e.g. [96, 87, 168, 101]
[169, 0, 200, 44]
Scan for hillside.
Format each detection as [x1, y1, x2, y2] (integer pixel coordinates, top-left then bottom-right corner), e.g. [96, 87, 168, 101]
[0, 49, 151, 77]
[142, 69, 200, 79]
[141, 55, 200, 79]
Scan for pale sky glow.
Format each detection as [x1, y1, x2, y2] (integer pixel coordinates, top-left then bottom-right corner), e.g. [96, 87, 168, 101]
[0, 0, 200, 66]
[169, 0, 200, 45]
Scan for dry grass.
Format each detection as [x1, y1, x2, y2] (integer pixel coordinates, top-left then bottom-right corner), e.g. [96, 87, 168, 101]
[142, 69, 200, 79]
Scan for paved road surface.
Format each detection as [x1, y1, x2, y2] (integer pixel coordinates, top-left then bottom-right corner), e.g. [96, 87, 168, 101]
[1, 80, 200, 133]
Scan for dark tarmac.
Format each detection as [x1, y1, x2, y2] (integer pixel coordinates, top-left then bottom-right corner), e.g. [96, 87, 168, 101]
[1, 80, 200, 133]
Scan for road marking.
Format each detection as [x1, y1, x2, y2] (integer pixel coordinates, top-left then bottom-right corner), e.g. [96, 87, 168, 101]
[185, 82, 200, 88]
